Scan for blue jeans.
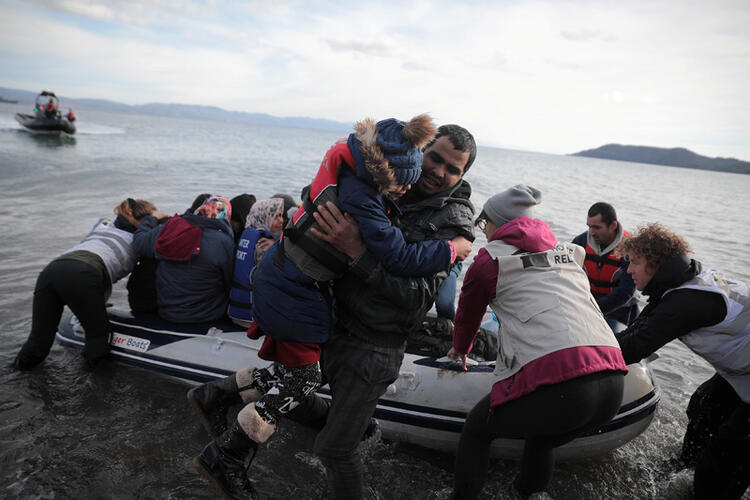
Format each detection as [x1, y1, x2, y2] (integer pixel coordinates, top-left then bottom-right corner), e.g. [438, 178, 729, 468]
[313, 330, 405, 499]
[434, 271, 457, 320]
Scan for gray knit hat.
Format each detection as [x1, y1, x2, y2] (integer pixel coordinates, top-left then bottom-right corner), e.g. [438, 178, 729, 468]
[483, 184, 542, 228]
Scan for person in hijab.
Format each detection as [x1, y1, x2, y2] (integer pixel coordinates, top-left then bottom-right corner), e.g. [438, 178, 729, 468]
[133, 195, 235, 324]
[227, 198, 284, 326]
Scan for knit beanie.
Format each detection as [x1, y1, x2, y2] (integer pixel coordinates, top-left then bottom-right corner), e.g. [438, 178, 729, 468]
[483, 184, 542, 228]
[230, 194, 257, 228]
[375, 115, 435, 186]
[195, 195, 232, 221]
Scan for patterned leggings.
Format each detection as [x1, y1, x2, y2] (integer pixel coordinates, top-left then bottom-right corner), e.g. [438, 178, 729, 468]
[245, 362, 321, 425]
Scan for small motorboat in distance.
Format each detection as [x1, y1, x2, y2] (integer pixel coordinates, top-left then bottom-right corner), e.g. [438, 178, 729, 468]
[15, 90, 76, 134]
[56, 308, 660, 460]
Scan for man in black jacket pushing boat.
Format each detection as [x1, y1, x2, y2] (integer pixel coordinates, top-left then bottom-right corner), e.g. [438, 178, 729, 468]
[187, 124, 477, 499]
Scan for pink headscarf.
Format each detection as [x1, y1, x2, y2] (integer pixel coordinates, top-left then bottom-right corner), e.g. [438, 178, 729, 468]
[195, 195, 232, 221]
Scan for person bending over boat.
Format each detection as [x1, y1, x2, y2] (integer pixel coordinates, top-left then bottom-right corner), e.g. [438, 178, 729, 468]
[227, 197, 285, 327]
[14, 198, 159, 371]
[132, 195, 235, 324]
[188, 117, 473, 500]
[615, 223, 749, 500]
[446, 185, 628, 499]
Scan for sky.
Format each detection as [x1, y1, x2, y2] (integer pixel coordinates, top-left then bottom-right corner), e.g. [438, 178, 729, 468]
[1, 0, 749, 160]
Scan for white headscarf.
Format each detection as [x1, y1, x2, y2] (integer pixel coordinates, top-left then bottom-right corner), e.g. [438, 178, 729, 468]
[245, 198, 284, 232]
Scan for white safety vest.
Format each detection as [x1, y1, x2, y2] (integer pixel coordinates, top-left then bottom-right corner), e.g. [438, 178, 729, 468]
[69, 218, 136, 286]
[666, 268, 750, 403]
[485, 240, 619, 381]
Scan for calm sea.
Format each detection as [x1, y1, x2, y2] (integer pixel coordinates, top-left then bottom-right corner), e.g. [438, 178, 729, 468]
[1, 103, 749, 499]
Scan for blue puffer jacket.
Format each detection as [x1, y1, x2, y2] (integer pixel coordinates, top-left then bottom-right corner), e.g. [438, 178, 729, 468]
[133, 213, 235, 323]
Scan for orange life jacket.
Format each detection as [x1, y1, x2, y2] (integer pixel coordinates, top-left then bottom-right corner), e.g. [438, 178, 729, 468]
[582, 230, 631, 295]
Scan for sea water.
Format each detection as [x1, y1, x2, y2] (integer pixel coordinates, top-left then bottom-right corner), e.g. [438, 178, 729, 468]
[1, 103, 749, 499]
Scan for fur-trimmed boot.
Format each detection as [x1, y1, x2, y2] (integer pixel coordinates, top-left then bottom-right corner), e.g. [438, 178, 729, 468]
[188, 367, 263, 438]
[193, 421, 258, 500]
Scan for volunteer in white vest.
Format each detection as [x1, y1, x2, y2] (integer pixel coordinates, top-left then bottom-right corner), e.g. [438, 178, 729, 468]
[617, 222, 749, 500]
[447, 184, 628, 499]
[14, 198, 160, 371]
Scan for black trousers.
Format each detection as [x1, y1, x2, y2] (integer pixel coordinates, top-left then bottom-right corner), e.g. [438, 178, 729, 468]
[453, 370, 624, 499]
[17, 258, 111, 367]
[682, 373, 749, 500]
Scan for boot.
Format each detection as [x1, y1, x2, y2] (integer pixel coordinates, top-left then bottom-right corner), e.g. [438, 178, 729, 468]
[188, 374, 243, 438]
[193, 421, 258, 500]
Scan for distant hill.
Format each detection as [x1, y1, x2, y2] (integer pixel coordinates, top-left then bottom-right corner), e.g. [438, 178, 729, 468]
[571, 143, 750, 175]
[0, 86, 352, 133]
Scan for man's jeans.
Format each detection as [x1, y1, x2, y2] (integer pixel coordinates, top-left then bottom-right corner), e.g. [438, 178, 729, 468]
[313, 330, 405, 499]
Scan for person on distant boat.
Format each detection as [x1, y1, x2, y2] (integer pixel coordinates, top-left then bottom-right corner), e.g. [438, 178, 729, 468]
[229, 193, 257, 244]
[66, 109, 76, 122]
[572, 202, 638, 330]
[14, 198, 159, 371]
[446, 185, 628, 499]
[615, 223, 749, 500]
[132, 195, 235, 324]
[188, 117, 474, 500]
[227, 198, 285, 327]
[44, 98, 56, 118]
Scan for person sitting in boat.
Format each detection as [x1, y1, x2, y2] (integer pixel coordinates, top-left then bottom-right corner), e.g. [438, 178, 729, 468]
[446, 184, 628, 499]
[616, 223, 749, 500]
[14, 198, 159, 371]
[66, 109, 76, 122]
[132, 195, 235, 324]
[227, 197, 285, 327]
[127, 193, 215, 315]
[271, 192, 299, 228]
[572, 202, 638, 330]
[229, 193, 257, 244]
[189, 115, 473, 500]
[188, 193, 212, 213]
[44, 98, 57, 118]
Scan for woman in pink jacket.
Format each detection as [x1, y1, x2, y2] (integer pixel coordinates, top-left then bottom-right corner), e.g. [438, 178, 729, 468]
[447, 185, 628, 499]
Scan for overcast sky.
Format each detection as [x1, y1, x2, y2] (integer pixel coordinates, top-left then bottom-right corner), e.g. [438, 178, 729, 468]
[2, 0, 748, 159]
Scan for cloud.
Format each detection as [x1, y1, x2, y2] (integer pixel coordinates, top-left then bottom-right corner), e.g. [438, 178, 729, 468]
[2, 0, 750, 159]
[560, 29, 605, 41]
[324, 40, 393, 57]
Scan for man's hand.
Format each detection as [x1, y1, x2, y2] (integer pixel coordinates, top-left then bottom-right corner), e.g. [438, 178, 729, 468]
[310, 202, 364, 260]
[451, 236, 472, 261]
[446, 347, 467, 371]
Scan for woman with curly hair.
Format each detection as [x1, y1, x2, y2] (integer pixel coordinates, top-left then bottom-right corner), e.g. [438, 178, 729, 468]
[14, 198, 159, 371]
[616, 222, 749, 500]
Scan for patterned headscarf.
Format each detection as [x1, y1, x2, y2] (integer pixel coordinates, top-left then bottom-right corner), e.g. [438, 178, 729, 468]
[245, 198, 284, 231]
[195, 195, 232, 220]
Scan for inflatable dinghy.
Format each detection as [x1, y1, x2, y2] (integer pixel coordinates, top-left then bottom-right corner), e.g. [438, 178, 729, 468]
[56, 308, 659, 460]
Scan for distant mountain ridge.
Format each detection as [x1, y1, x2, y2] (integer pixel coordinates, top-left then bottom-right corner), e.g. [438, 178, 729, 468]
[571, 144, 750, 175]
[0, 86, 352, 133]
